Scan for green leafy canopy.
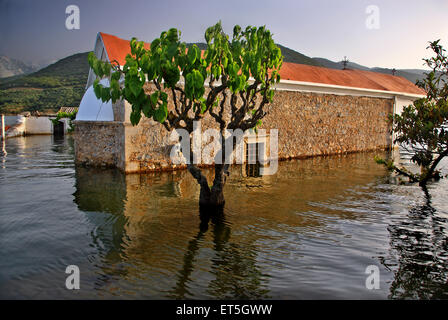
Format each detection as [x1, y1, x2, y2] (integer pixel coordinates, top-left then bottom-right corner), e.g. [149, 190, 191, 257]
[87, 22, 283, 129]
[50, 110, 78, 132]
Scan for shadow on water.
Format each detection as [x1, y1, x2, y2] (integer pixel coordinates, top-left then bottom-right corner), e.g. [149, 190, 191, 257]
[385, 188, 448, 299]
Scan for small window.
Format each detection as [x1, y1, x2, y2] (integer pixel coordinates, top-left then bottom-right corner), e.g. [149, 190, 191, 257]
[245, 142, 264, 177]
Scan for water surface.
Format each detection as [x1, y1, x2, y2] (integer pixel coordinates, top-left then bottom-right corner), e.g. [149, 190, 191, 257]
[1, 135, 447, 299]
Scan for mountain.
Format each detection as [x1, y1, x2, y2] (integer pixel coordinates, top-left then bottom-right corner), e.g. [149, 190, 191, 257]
[370, 67, 426, 84]
[276, 44, 322, 67]
[188, 42, 429, 84]
[311, 57, 429, 84]
[312, 57, 371, 71]
[0, 56, 37, 78]
[0, 52, 89, 114]
[0, 44, 431, 114]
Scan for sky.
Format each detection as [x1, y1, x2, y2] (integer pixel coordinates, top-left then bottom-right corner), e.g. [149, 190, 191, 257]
[0, 0, 447, 69]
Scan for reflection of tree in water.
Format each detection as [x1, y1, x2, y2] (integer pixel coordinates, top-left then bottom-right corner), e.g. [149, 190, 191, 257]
[386, 189, 448, 299]
[169, 207, 270, 299]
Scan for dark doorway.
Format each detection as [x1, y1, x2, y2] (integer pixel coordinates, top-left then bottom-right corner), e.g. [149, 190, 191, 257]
[53, 121, 64, 136]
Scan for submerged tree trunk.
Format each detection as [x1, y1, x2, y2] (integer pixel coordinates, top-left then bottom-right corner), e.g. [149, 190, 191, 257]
[418, 149, 448, 187]
[187, 163, 229, 208]
[209, 164, 229, 207]
[187, 132, 234, 208]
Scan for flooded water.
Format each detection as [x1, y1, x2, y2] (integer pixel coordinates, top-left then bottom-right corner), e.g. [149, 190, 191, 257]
[1, 135, 447, 299]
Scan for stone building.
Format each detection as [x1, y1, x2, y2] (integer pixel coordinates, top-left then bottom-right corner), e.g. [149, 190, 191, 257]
[74, 32, 426, 173]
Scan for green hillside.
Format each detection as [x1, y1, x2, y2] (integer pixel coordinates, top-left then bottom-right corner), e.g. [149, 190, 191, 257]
[312, 57, 371, 71]
[0, 52, 89, 114]
[277, 44, 323, 66]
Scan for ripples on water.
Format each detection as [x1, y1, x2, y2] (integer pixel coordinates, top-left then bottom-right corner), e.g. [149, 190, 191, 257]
[0, 136, 447, 299]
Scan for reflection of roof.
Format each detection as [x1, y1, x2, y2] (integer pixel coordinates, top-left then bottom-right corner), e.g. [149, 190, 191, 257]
[99, 32, 425, 96]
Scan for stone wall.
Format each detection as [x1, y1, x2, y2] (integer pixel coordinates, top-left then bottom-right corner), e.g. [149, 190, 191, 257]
[74, 121, 124, 168]
[263, 91, 393, 159]
[123, 120, 179, 172]
[74, 90, 394, 173]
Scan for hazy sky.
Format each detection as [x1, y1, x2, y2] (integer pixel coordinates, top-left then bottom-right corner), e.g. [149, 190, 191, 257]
[0, 0, 447, 69]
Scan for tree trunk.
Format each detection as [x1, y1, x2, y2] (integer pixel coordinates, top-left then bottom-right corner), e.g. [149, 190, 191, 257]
[187, 163, 228, 208]
[209, 164, 228, 207]
[418, 149, 448, 187]
[187, 132, 234, 209]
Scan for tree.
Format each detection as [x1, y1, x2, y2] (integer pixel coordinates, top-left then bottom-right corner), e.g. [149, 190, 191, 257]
[50, 110, 78, 132]
[88, 22, 283, 208]
[375, 40, 448, 188]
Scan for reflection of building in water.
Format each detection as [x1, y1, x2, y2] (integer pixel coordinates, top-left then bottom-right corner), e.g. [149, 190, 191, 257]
[72, 152, 392, 297]
[73, 167, 197, 249]
[0, 135, 74, 166]
[73, 167, 193, 292]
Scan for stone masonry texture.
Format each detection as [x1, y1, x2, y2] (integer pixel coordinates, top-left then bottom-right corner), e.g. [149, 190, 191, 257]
[74, 90, 393, 173]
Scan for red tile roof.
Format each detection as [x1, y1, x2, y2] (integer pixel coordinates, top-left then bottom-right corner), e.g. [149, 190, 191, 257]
[280, 62, 425, 95]
[100, 32, 150, 66]
[99, 32, 425, 96]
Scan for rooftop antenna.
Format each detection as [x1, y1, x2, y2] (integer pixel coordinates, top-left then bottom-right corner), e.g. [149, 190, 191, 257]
[342, 56, 349, 70]
[392, 68, 397, 76]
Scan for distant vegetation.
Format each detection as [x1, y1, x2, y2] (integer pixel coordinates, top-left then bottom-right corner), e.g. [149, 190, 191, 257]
[0, 52, 89, 114]
[50, 109, 78, 132]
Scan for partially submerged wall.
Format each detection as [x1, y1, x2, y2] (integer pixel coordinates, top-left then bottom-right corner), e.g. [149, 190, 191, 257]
[74, 121, 125, 168]
[74, 90, 395, 173]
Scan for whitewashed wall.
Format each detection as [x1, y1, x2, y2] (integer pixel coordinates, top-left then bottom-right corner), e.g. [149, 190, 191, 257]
[24, 117, 53, 134]
[6, 116, 71, 137]
[395, 97, 415, 116]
